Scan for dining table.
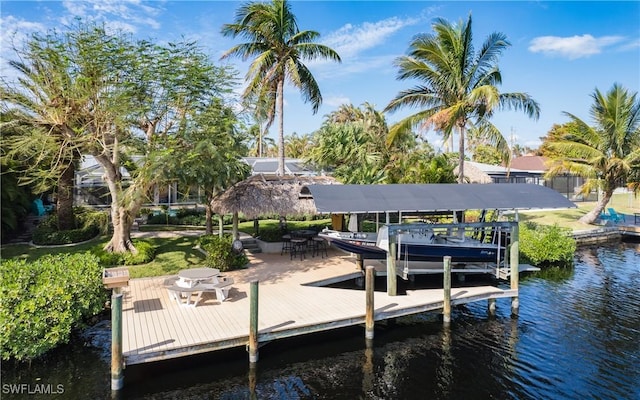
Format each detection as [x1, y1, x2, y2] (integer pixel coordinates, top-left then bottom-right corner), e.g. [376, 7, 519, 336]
[291, 229, 316, 239]
[177, 267, 220, 288]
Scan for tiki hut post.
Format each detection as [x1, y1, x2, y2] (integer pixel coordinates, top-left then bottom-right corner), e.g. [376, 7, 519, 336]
[232, 212, 239, 240]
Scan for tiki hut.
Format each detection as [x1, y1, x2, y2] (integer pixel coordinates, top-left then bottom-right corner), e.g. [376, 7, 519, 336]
[211, 174, 339, 220]
[454, 161, 494, 184]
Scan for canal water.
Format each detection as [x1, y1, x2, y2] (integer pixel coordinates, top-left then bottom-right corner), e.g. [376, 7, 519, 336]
[2, 240, 639, 399]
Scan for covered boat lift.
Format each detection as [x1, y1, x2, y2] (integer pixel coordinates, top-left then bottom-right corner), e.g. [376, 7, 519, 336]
[304, 183, 576, 306]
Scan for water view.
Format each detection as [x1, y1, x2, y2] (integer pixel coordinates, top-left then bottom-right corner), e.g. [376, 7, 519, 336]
[3, 240, 639, 399]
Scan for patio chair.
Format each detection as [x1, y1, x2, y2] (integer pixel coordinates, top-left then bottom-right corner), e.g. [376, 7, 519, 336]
[607, 208, 625, 223]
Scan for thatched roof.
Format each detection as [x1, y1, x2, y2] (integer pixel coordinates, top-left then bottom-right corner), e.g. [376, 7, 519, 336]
[454, 162, 493, 184]
[211, 174, 339, 218]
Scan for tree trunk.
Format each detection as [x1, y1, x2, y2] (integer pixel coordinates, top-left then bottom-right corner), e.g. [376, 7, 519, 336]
[56, 163, 76, 230]
[579, 189, 613, 224]
[105, 205, 137, 254]
[457, 125, 466, 184]
[218, 214, 224, 237]
[94, 154, 142, 254]
[205, 203, 213, 235]
[277, 78, 285, 176]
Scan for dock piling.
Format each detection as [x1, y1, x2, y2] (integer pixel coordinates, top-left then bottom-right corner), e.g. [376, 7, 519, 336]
[386, 234, 397, 296]
[510, 223, 520, 316]
[365, 265, 375, 340]
[249, 281, 259, 363]
[111, 288, 124, 391]
[443, 256, 452, 324]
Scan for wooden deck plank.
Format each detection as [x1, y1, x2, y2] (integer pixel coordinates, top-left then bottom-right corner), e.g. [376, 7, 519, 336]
[121, 250, 516, 365]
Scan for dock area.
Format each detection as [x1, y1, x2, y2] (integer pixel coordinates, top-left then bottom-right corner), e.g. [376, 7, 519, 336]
[121, 249, 515, 366]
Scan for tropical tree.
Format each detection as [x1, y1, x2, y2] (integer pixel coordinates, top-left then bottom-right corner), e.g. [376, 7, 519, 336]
[385, 140, 456, 184]
[242, 89, 276, 157]
[167, 99, 250, 234]
[384, 14, 539, 183]
[0, 116, 33, 240]
[2, 23, 235, 254]
[284, 132, 313, 158]
[1, 36, 86, 230]
[543, 83, 640, 224]
[221, 0, 341, 175]
[307, 103, 415, 183]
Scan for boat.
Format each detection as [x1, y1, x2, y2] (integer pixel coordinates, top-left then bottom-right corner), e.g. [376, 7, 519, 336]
[319, 225, 506, 264]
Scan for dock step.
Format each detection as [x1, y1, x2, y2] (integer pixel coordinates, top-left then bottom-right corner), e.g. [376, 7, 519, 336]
[241, 238, 262, 253]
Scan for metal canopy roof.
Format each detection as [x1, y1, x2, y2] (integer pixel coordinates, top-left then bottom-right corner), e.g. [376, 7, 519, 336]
[306, 183, 576, 214]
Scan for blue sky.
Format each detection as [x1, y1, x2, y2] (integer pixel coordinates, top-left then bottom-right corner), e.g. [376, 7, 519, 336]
[2, 1, 639, 150]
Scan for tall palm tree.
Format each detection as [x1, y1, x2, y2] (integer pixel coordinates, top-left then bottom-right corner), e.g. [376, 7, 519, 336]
[384, 14, 539, 183]
[544, 83, 640, 224]
[221, 0, 341, 175]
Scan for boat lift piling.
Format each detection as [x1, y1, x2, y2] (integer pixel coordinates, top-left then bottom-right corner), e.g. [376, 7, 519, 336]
[248, 281, 259, 364]
[443, 256, 452, 324]
[365, 266, 375, 340]
[510, 216, 520, 316]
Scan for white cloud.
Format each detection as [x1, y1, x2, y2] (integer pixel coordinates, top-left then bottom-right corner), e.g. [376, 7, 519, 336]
[61, 0, 163, 33]
[528, 34, 625, 59]
[0, 16, 47, 78]
[324, 95, 351, 107]
[323, 16, 420, 59]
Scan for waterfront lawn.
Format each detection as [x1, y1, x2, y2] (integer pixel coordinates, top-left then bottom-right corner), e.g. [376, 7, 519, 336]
[1, 235, 206, 279]
[521, 192, 639, 229]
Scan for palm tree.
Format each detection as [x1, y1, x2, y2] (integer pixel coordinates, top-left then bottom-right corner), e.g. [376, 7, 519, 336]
[384, 14, 539, 183]
[1, 37, 83, 230]
[221, 0, 341, 176]
[544, 83, 640, 224]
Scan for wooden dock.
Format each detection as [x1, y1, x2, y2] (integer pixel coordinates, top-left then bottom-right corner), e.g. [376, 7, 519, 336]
[121, 250, 516, 366]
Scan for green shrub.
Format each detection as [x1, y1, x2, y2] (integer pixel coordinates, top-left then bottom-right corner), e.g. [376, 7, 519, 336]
[519, 222, 576, 267]
[90, 240, 156, 266]
[32, 208, 108, 245]
[198, 234, 248, 272]
[0, 253, 107, 361]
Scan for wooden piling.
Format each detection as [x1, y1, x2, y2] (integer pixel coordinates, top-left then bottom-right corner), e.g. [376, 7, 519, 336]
[365, 266, 375, 340]
[111, 289, 124, 391]
[510, 223, 520, 316]
[386, 234, 397, 296]
[443, 256, 452, 324]
[248, 281, 259, 363]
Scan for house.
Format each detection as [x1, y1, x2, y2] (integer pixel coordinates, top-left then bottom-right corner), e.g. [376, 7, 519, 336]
[510, 155, 592, 200]
[455, 161, 542, 184]
[74, 156, 319, 206]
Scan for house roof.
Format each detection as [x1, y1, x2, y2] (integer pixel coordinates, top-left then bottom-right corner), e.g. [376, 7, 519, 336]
[242, 157, 315, 175]
[510, 156, 548, 172]
[305, 183, 576, 214]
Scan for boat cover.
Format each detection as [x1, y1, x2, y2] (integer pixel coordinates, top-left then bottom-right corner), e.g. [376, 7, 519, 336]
[305, 183, 576, 213]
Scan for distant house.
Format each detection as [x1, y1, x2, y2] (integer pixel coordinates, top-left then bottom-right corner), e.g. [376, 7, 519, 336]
[74, 156, 319, 206]
[455, 161, 542, 184]
[455, 157, 592, 200]
[510, 155, 592, 200]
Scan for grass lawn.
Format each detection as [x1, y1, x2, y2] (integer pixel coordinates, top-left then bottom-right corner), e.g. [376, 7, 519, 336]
[0, 234, 207, 279]
[520, 192, 639, 230]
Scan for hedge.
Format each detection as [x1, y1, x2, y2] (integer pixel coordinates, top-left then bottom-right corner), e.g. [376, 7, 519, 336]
[198, 234, 248, 272]
[519, 222, 576, 267]
[0, 253, 107, 361]
[32, 208, 108, 245]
